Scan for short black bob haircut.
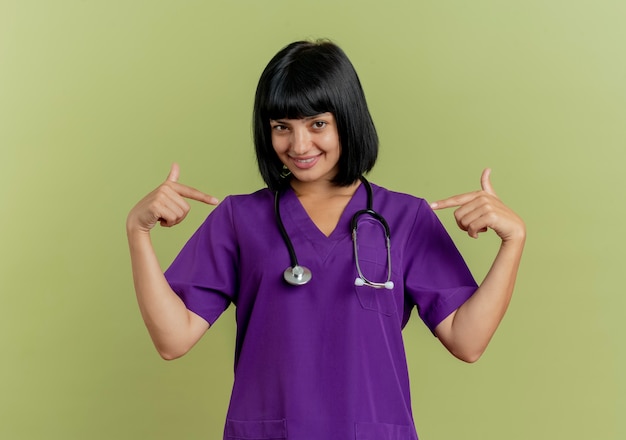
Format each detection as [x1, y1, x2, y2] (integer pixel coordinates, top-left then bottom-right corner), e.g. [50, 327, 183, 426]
[253, 40, 379, 191]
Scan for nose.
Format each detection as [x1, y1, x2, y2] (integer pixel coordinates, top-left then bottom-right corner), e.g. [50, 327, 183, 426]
[291, 127, 311, 155]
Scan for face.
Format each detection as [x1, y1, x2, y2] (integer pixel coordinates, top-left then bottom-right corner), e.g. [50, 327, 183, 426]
[269, 112, 341, 186]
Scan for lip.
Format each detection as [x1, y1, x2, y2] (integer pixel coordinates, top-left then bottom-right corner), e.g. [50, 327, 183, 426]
[289, 154, 321, 170]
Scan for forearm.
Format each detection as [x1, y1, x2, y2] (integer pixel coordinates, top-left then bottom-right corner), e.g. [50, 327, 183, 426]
[437, 236, 525, 362]
[127, 227, 208, 359]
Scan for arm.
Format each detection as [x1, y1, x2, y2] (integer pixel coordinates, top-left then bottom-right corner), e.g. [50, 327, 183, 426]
[126, 163, 219, 360]
[430, 169, 526, 363]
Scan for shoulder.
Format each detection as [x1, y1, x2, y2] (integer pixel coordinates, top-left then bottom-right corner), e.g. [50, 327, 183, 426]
[367, 182, 443, 240]
[211, 188, 275, 231]
[369, 182, 429, 213]
[196, 187, 273, 228]
[226, 187, 274, 209]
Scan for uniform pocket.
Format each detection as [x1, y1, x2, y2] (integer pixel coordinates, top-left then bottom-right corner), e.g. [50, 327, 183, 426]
[355, 422, 415, 440]
[225, 419, 287, 439]
[354, 242, 398, 316]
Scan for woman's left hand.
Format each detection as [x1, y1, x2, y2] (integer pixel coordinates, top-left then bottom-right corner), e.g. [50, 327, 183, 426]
[430, 169, 526, 243]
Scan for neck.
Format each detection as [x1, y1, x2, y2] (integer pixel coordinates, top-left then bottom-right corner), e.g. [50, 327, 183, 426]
[290, 178, 361, 199]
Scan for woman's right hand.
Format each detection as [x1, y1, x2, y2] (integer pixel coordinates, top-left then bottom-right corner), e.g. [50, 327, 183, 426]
[127, 163, 219, 234]
[126, 163, 216, 359]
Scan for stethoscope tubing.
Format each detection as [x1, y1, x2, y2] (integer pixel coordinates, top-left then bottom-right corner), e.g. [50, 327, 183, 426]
[275, 176, 393, 289]
[274, 186, 312, 285]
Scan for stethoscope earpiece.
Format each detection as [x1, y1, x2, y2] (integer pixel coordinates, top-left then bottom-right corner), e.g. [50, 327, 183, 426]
[354, 278, 394, 290]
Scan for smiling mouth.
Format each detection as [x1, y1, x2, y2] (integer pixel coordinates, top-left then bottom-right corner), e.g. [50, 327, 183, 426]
[290, 154, 321, 169]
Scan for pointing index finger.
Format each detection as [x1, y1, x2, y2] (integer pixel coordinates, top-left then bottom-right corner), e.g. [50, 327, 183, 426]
[430, 192, 477, 210]
[430, 168, 497, 210]
[173, 182, 220, 205]
[165, 164, 219, 205]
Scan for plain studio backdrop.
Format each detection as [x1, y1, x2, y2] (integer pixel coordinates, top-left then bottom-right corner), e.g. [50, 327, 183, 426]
[1, 1, 624, 439]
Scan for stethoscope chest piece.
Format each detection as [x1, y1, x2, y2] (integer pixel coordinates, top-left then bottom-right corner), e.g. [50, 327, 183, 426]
[283, 265, 312, 286]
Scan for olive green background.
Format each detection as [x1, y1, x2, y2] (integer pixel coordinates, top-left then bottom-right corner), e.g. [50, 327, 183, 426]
[1, 1, 624, 439]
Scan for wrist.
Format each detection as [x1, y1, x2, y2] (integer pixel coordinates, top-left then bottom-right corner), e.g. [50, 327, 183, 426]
[126, 218, 153, 241]
[501, 230, 526, 250]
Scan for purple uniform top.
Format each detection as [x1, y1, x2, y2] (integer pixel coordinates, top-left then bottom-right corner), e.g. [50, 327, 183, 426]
[165, 183, 477, 440]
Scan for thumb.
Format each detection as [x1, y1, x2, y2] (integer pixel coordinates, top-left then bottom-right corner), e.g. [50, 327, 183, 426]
[166, 162, 180, 183]
[480, 168, 497, 196]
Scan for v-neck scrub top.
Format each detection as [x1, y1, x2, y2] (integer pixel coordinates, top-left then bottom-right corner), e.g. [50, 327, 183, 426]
[165, 182, 478, 440]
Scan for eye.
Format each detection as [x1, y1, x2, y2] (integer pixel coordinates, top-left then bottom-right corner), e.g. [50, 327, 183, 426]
[312, 120, 327, 129]
[270, 123, 288, 132]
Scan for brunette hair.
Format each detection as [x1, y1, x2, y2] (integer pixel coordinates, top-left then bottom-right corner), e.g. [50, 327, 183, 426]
[253, 40, 379, 190]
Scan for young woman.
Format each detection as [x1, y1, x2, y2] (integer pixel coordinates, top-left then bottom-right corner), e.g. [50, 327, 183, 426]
[127, 40, 525, 440]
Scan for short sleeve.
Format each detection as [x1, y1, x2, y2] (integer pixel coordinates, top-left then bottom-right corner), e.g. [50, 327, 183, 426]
[164, 197, 238, 326]
[403, 199, 477, 333]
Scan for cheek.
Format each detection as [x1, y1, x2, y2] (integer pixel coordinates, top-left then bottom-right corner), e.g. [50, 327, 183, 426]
[326, 138, 341, 156]
[321, 132, 341, 154]
[271, 134, 288, 154]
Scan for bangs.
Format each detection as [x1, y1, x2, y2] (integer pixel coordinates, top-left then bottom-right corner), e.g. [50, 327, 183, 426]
[263, 63, 335, 120]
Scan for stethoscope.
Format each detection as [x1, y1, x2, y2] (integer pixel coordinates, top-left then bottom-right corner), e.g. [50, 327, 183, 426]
[274, 176, 394, 290]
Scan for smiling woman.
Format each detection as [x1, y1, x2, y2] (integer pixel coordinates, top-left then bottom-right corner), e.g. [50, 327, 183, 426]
[126, 39, 525, 440]
[4, 0, 626, 438]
